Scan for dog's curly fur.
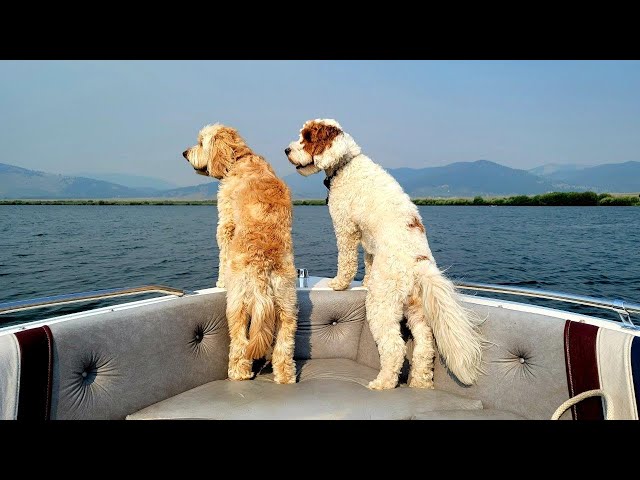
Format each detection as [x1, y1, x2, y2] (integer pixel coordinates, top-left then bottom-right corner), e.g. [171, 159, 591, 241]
[184, 124, 297, 384]
[286, 119, 483, 389]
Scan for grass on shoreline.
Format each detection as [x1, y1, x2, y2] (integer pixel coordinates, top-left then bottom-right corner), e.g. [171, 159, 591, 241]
[1, 192, 639, 206]
[415, 192, 640, 206]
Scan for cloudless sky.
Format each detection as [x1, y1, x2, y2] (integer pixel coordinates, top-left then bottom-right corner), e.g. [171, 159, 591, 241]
[1, 60, 638, 186]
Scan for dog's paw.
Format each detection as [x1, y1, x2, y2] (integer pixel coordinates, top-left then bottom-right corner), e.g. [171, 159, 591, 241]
[408, 378, 435, 389]
[274, 373, 296, 385]
[228, 371, 253, 381]
[228, 363, 253, 381]
[216, 279, 225, 288]
[328, 277, 350, 291]
[273, 361, 296, 384]
[367, 376, 397, 390]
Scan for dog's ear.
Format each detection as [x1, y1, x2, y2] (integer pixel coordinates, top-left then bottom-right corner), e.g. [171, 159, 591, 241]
[302, 124, 342, 155]
[207, 128, 236, 179]
[307, 124, 343, 170]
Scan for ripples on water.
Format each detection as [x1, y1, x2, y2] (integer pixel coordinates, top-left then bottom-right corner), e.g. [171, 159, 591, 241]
[1, 205, 638, 326]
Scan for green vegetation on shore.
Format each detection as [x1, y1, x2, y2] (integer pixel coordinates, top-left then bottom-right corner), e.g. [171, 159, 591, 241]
[413, 192, 640, 206]
[1, 192, 639, 206]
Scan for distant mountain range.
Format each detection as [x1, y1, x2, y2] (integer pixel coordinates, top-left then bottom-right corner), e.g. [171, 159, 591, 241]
[529, 161, 640, 193]
[73, 172, 179, 192]
[1, 160, 639, 200]
[283, 160, 562, 199]
[528, 163, 586, 177]
[0, 163, 142, 199]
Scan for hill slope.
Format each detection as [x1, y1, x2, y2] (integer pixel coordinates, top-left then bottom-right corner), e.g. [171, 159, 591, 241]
[74, 172, 179, 192]
[283, 160, 558, 198]
[535, 161, 640, 192]
[0, 163, 144, 199]
[3, 160, 638, 200]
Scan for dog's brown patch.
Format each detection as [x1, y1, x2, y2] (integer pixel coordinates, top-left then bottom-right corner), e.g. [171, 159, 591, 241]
[408, 215, 425, 233]
[301, 122, 342, 156]
[416, 255, 430, 262]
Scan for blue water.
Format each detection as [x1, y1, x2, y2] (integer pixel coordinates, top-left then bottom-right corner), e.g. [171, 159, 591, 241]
[1, 205, 638, 326]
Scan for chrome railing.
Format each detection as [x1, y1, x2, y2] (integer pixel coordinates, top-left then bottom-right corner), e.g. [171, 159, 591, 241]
[0, 278, 637, 330]
[455, 281, 640, 329]
[0, 285, 187, 315]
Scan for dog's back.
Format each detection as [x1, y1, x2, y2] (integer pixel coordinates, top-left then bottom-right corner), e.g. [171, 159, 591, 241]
[224, 156, 294, 274]
[329, 154, 433, 260]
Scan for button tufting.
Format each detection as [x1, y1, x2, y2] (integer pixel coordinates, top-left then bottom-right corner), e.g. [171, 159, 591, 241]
[519, 358, 525, 364]
[331, 321, 337, 326]
[193, 325, 206, 344]
[81, 371, 88, 378]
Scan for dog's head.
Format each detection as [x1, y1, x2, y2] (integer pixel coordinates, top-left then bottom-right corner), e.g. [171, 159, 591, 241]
[182, 124, 250, 180]
[285, 119, 361, 176]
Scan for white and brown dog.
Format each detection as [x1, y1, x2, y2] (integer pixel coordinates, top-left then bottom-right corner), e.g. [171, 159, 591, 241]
[285, 119, 482, 390]
[184, 124, 297, 384]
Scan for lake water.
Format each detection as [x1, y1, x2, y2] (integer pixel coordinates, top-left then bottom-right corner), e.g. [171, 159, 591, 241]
[1, 205, 638, 327]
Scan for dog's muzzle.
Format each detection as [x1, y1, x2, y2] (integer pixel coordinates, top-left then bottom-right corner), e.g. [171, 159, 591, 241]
[286, 150, 312, 170]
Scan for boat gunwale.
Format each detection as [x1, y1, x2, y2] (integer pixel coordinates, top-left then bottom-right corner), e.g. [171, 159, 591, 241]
[1, 276, 638, 337]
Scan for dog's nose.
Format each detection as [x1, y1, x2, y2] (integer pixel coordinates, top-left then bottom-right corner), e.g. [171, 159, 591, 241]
[182, 150, 189, 160]
[284, 148, 291, 155]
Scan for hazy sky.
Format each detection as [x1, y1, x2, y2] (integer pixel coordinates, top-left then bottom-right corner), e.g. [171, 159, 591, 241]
[1, 60, 639, 187]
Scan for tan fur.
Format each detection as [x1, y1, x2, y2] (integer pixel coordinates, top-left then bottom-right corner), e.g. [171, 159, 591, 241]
[184, 124, 297, 384]
[408, 215, 425, 233]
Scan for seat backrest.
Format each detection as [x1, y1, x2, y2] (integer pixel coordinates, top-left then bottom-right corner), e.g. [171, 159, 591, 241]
[2, 288, 638, 420]
[357, 299, 640, 420]
[0, 289, 367, 420]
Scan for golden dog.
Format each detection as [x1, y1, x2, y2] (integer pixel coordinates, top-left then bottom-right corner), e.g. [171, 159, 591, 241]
[183, 124, 297, 384]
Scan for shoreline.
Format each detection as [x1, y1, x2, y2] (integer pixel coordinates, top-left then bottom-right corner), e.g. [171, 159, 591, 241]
[1, 192, 639, 207]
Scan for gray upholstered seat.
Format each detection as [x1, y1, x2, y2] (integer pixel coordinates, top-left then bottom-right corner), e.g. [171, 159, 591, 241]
[8, 285, 633, 420]
[411, 410, 525, 420]
[127, 359, 483, 420]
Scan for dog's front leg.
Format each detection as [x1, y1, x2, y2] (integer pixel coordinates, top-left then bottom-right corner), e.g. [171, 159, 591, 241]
[216, 222, 234, 288]
[328, 223, 360, 291]
[216, 197, 234, 288]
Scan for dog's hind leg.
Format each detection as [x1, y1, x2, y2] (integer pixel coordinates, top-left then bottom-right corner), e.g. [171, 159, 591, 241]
[405, 293, 436, 389]
[271, 276, 298, 384]
[226, 278, 253, 381]
[362, 252, 374, 287]
[366, 272, 411, 390]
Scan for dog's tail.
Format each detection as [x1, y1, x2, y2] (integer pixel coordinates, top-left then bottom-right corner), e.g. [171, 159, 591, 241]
[418, 260, 483, 385]
[245, 277, 277, 360]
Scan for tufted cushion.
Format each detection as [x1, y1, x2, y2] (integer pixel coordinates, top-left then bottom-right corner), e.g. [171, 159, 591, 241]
[3, 286, 609, 420]
[432, 301, 571, 420]
[49, 292, 230, 420]
[45, 290, 368, 420]
[411, 410, 525, 420]
[127, 358, 483, 420]
[295, 290, 367, 360]
[355, 298, 574, 420]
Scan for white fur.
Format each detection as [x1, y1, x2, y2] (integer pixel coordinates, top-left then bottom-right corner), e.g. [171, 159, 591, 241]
[287, 119, 483, 389]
